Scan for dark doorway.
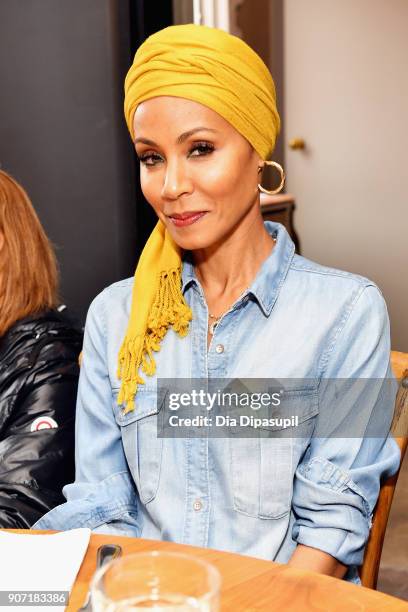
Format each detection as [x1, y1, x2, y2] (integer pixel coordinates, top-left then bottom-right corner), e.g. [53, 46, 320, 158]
[0, 0, 173, 324]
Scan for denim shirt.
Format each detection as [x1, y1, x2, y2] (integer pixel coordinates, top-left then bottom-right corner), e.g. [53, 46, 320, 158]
[33, 222, 400, 583]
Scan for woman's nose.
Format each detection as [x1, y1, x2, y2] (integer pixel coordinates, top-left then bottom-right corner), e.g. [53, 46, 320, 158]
[161, 159, 192, 200]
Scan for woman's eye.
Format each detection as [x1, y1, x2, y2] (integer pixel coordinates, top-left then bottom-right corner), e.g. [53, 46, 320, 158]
[138, 153, 162, 166]
[189, 143, 214, 157]
[138, 143, 214, 166]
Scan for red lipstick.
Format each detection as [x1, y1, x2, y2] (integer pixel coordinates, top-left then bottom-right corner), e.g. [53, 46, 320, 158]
[168, 212, 208, 227]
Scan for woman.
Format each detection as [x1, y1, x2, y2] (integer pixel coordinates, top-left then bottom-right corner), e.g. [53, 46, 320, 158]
[0, 170, 82, 528]
[34, 25, 399, 583]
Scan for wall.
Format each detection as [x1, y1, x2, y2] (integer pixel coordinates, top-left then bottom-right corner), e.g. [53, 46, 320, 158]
[284, 0, 408, 350]
[234, 0, 407, 350]
[0, 0, 137, 323]
[237, 0, 284, 187]
[172, 0, 194, 23]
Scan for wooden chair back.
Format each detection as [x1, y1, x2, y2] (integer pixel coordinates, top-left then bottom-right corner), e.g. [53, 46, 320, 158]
[359, 351, 408, 588]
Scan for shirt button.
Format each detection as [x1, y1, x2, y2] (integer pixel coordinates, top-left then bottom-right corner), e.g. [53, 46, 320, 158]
[215, 344, 224, 354]
[193, 499, 202, 511]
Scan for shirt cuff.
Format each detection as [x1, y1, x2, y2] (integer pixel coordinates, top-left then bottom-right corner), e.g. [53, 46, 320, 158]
[32, 471, 141, 536]
[292, 457, 371, 566]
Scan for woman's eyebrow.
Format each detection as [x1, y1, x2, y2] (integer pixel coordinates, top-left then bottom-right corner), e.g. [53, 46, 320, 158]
[134, 127, 219, 146]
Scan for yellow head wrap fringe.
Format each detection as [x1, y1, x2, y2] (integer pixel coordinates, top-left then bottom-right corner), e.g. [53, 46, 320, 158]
[117, 220, 192, 412]
[119, 24, 280, 412]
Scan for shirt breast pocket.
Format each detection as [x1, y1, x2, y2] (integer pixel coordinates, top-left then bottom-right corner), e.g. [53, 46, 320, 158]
[229, 388, 318, 519]
[112, 387, 167, 505]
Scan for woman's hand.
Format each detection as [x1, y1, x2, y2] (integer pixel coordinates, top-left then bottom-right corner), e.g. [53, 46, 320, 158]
[288, 544, 348, 579]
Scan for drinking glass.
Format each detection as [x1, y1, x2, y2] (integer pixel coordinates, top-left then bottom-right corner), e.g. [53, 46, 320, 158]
[90, 550, 221, 611]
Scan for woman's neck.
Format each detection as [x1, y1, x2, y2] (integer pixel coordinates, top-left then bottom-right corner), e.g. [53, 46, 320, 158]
[192, 210, 274, 309]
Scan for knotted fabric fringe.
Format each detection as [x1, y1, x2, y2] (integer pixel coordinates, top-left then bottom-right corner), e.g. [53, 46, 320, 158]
[117, 220, 192, 413]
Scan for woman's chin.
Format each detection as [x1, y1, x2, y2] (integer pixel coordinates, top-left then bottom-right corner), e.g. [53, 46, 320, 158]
[165, 224, 215, 251]
[172, 235, 214, 251]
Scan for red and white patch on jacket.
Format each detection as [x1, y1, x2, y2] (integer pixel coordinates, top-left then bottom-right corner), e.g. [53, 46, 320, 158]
[30, 416, 58, 432]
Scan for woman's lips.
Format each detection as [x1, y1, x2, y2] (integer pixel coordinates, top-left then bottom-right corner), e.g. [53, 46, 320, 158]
[168, 212, 208, 227]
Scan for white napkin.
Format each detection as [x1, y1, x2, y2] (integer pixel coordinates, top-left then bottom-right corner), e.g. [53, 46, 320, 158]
[0, 528, 91, 611]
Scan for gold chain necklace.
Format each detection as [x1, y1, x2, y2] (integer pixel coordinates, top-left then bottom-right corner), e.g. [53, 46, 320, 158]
[204, 236, 277, 337]
[208, 313, 222, 336]
[208, 286, 249, 335]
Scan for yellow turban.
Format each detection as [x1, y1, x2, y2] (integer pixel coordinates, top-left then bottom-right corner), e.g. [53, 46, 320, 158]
[124, 23, 280, 159]
[118, 24, 280, 412]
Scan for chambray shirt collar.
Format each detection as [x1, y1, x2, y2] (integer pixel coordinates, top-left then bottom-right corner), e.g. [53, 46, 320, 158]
[181, 221, 295, 317]
[181, 251, 197, 293]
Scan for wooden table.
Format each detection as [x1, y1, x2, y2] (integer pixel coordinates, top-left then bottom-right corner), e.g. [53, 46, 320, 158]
[16, 531, 407, 611]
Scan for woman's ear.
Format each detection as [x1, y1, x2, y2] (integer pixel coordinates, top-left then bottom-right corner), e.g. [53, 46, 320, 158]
[0, 231, 4, 252]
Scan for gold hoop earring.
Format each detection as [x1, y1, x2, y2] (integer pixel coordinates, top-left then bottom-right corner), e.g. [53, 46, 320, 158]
[257, 161, 285, 195]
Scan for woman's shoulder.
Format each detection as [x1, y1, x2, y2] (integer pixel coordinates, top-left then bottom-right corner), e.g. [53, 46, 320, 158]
[290, 252, 374, 284]
[83, 278, 135, 385]
[85, 277, 134, 341]
[289, 252, 382, 295]
[95, 276, 134, 299]
[89, 277, 134, 312]
[104, 277, 135, 291]
[0, 308, 82, 405]
[0, 308, 82, 353]
[283, 253, 387, 322]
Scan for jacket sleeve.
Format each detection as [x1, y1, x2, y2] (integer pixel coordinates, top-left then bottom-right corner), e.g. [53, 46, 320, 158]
[292, 285, 401, 567]
[0, 335, 80, 528]
[33, 292, 141, 536]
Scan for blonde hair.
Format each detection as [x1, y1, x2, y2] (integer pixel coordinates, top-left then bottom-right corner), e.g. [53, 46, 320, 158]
[0, 170, 59, 336]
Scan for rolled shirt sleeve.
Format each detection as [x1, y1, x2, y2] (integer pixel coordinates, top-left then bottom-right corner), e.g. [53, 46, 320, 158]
[292, 285, 401, 567]
[33, 290, 141, 536]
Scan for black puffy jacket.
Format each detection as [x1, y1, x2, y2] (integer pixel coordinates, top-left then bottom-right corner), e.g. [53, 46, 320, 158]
[0, 308, 83, 528]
